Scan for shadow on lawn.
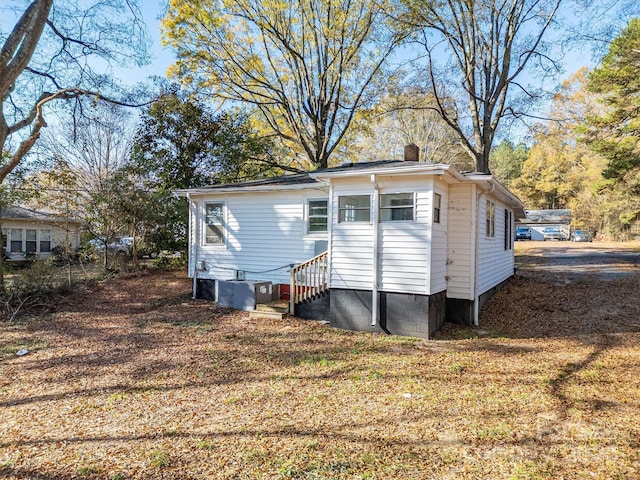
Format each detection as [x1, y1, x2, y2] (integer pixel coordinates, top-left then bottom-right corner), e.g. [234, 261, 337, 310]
[0, 311, 420, 409]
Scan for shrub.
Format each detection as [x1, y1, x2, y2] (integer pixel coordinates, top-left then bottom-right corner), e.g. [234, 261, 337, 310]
[152, 252, 187, 270]
[14, 258, 57, 294]
[1, 259, 58, 322]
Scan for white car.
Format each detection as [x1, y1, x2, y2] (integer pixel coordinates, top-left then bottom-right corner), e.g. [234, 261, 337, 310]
[543, 227, 564, 241]
[108, 237, 133, 252]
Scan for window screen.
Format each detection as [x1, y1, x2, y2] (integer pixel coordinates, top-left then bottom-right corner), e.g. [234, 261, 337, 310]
[486, 200, 495, 238]
[205, 203, 224, 244]
[338, 195, 370, 222]
[308, 200, 328, 232]
[40, 230, 52, 253]
[380, 193, 414, 222]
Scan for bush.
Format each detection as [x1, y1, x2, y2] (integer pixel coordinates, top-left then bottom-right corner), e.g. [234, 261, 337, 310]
[13, 258, 57, 295]
[152, 252, 187, 270]
[1, 259, 58, 322]
[1, 249, 12, 273]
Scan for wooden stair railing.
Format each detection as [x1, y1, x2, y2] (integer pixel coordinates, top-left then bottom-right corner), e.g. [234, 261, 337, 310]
[289, 251, 328, 314]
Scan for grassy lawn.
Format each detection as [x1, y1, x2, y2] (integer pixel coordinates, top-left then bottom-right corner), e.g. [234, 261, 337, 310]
[0, 252, 639, 479]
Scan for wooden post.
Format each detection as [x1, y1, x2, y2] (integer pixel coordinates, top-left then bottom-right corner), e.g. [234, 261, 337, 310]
[289, 266, 295, 316]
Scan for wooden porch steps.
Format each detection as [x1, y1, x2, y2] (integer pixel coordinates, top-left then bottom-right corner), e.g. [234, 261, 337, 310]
[249, 301, 289, 320]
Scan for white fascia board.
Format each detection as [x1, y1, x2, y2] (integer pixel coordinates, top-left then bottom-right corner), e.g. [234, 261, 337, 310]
[174, 183, 328, 197]
[309, 163, 459, 182]
[464, 174, 525, 216]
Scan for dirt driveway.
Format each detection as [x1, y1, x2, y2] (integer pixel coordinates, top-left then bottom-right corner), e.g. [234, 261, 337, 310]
[467, 241, 640, 339]
[516, 241, 640, 281]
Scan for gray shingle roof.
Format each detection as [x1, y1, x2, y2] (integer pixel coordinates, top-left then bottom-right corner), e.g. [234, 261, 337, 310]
[1, 206, 81, 223]
[198, 160, 408, 190]
[199, 172, 317, 190]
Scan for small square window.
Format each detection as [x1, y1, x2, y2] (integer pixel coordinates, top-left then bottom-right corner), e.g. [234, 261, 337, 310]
[308, 199, 328, 232]
[434, 193, 441, 224]
[338, 195, 370, 222]
[380, 193, 414, 222]
[205, 203, 224, 244]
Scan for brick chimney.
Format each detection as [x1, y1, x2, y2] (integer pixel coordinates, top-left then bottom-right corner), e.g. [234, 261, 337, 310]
[404, 143, 419, 162]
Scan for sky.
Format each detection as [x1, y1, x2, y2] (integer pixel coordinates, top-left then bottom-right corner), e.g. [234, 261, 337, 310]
[132, 2, 598, 89]
[124, 1, 175, 85]
[1, 0, 638, 147]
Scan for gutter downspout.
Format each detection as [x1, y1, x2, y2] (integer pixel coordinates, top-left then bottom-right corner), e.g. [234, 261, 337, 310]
[371, 174, 379, 327]
[189, 194, 199, 300]
[473, 182, 496, 325]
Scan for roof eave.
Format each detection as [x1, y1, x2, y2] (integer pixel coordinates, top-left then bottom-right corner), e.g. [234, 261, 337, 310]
[174, 182, 327, 197]
[309, 162, 458, 181]
[464, 174, 525, 218]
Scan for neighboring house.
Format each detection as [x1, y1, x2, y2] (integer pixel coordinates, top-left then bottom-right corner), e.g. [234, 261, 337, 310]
[1, 206, 82, 261]
[517, 209, 572, 241]
[177, 146, 525, 339]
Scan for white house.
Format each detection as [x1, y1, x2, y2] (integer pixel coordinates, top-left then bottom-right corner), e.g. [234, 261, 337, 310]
[1, 206, 82, 261]
[177, 147, 525, 339]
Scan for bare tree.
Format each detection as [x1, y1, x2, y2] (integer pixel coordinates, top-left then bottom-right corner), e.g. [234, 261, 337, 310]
[400, 0, 564, 173]
[350, 90, 474, 170]
[162, 0, 406, 169]
[41, 101, 135, 192]
[0, 0, 149, 184]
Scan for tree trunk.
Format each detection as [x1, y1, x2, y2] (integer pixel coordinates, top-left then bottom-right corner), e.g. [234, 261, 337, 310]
[0, 214, 4, 291]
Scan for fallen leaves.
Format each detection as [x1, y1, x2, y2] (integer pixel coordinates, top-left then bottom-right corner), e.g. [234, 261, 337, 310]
[0, 253, 639, 479]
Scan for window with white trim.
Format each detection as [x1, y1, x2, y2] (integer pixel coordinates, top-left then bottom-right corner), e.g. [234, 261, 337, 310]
[307, 199, 328, 232]
[433, 193, 442, 224]
[504, 210, 512, 250]
[40, 230, 52, 253]
[26, 229, 37, 253]
[205, 202, 224, 244]
[10, 229, 22, 252]
[380, 193, 414, 222]
[4, 228, 56, 254]
[338, 195, 370, 222]
[486, 200, 495, 238]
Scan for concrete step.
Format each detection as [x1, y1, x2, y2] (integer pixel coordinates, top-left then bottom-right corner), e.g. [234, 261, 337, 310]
[249, 309, 284, 320]
[255, 302, 289, 314]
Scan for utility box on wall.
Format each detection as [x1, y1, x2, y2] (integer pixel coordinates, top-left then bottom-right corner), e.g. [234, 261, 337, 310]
[217, 280, 273, 310]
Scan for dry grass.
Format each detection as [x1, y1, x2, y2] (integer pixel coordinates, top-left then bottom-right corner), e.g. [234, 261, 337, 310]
[0, 248, 639, 479]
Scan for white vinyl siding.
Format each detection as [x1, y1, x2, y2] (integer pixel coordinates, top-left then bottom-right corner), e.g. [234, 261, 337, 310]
[378, 223, 429, 293]
[330, 223, 374, 290]
[446, 184, 476, 300]
[478, 196, 515, 294]
[429, 185, 448, 294]
[329, 180, 375, 289]
[329, 177, 435, 294]
[190, 189, 328, 285]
